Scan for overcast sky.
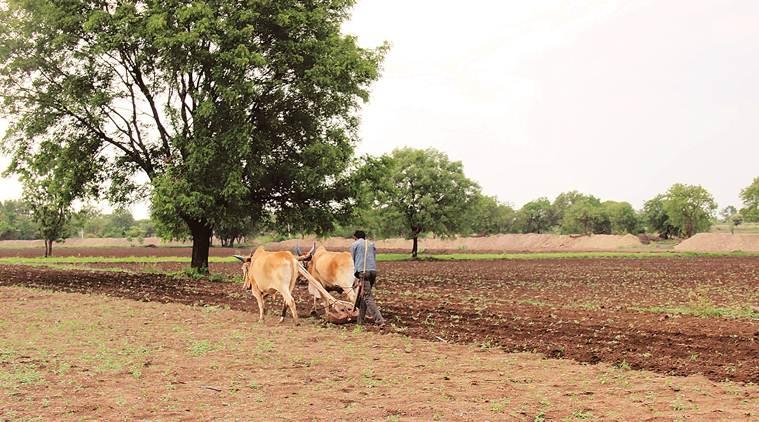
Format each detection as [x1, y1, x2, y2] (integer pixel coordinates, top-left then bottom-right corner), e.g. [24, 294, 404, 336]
[2, 0, 757, 218]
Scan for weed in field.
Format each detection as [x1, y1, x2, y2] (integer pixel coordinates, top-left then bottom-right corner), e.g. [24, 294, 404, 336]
[490, 398, 510, 413]
[360, 368, 384, 388]
[256, 339, 275, 354]
[568, 409, 594, 420]
[188, 340, 216, 357]
[386, 415, 400, 422]
[0, 364, 42, 390]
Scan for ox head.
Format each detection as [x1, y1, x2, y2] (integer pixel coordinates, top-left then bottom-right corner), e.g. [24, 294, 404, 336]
[295, 241, 316, 260]
[234, 253, 255, 290]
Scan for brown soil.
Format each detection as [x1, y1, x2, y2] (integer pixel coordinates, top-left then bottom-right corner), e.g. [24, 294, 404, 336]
[675, 233, 759, 252]
[2, 256, 757, 384]
[3, 286, 756, 421]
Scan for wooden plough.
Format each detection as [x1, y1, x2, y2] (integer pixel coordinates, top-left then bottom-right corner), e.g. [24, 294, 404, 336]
[297, 263, 358, 324]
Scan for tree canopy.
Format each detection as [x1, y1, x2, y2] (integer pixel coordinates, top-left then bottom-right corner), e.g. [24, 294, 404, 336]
[0, 0, 385, 270]
[356, 148, 479, 257]
[740, 177, 759, 222]
[661, 184, 717, 238]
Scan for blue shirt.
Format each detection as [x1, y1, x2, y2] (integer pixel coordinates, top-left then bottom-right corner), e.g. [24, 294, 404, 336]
[350, 238, 377, 272]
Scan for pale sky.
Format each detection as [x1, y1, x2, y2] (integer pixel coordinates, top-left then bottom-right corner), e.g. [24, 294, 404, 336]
[2, 0, 758, 218]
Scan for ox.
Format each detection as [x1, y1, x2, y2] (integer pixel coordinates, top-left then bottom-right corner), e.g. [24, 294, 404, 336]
[236, 247, 299, 325]
[297, 244, 357, 314]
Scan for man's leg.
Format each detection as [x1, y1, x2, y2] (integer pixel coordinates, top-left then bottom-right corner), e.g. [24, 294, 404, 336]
[357, 273, 367, 325]
[362, 273, 385, 325]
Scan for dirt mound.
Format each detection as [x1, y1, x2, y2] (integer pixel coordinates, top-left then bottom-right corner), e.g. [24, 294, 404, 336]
[675, 233, 759, 253]
[262, 233, 644, 253]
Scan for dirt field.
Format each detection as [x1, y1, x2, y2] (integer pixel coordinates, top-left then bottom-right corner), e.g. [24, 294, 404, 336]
[1, 255, 757, 386]
[1, 286, 757, 421]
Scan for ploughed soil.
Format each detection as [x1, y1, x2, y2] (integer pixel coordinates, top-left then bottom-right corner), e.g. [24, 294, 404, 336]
[2, 256, 757, 384]
[3, 286, 757, 421]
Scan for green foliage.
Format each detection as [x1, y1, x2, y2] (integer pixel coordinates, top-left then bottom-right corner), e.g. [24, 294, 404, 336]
[662, 184, 717, 238]
[465, 195, 516, 236]
[516, 198, 553, 233]
[642, 194, 679, 239]
[739, 177, 759, 222]
[0, 0, 386, 269]
[0, 200, 37, 240]
[559, 194, 602, 234]
[355, 148, 480, 255]
[719, 205, 738, 223]
[551, 191, 597, 228]
[601, 201, 641, 234]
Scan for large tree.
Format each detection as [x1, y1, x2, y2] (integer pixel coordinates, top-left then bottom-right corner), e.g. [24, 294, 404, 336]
[661, 184, 717, 238]
[358, 148, 479, 257]
[0, 0, 385, 271]
[642, 194, 679, 239]
[516, 198, 553, 234]
[740, 177, 759, 222]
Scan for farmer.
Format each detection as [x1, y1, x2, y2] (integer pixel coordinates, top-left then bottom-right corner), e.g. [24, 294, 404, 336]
[350, 230, 386, 328]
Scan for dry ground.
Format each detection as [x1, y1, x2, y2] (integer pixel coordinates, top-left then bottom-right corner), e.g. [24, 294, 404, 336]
[1, 286, 756, 421]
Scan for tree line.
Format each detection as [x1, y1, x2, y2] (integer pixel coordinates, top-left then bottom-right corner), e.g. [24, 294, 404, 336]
[2, 148, 757, 258]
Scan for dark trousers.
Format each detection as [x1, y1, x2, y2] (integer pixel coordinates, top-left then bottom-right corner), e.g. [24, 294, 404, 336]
[356, 271, 384, 325]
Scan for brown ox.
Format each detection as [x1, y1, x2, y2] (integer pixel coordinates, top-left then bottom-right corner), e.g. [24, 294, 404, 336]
[238, 247, 299, 324]
[302, 245, 357, 314]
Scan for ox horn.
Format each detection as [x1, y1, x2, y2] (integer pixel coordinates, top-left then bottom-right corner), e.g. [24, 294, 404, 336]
[308, 241, 316, 257]
[233, 255, 246, 262]
[295, 240, 302, 256]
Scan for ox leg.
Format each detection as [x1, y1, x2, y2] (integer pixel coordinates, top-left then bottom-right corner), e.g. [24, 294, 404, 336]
[251, 289, 265, 323]
[279, 297, 288, 323]
[281, 291, 299, 325]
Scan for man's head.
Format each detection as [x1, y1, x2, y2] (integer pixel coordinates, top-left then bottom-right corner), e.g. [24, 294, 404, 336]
[353, 230, 366, 240]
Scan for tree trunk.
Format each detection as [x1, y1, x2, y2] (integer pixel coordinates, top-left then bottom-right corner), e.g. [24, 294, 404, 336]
[189, 221, 212, 273]
[411, 236, 418, 258]
[43, 239, 50, 258]
[48, 240, 53, 257]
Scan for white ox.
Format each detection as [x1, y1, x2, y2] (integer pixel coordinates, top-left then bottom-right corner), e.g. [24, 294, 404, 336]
[237, 247, 299, 324]
[298, 244, 357, 314]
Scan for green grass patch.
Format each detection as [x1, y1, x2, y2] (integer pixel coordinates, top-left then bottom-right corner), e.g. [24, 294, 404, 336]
[631, 305, 758, 319]
[0, 256, 238, 265]
[377, 251, 759, 261]
[0, 365, 42, 390]
[0, 251, 756, 267]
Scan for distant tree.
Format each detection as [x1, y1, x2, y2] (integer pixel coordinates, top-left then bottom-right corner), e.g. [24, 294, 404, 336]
[24, 182, 73, 257]
[0, 200, 37, 240]
[215, 206, 265, 248]
[561, 198, 604, 235]
[602, 201, 641, 234]
[551, 191, 597, 229]
[465, 195, 516, 236]
[739, 177, 759, 222]
[516, 198, 554, 234]
[642, 194, 679, 239]
[662, 184, 717, 238]
[102, 208, 136, 238]
[719, 205, 738, 223]
[357, 148, 479, 257]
